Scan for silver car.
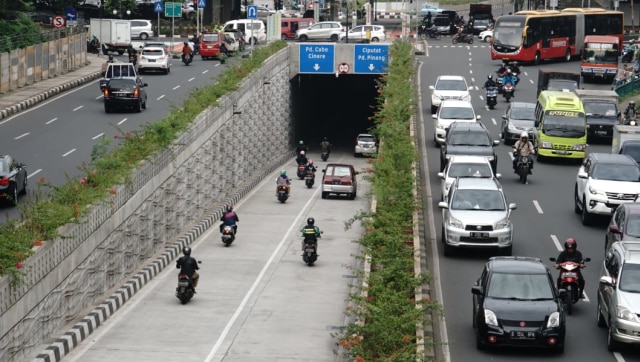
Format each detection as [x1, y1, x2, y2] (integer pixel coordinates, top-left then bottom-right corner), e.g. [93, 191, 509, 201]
[438, 177, 516, 256]
[437, 155, 500, 201]
[354, 133, 377, 157]
[130, 19, 154, 40]
[295, 21, 343, 42]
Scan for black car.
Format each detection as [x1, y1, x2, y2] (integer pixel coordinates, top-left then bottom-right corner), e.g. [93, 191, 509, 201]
[501, 102, 536, 145]
[103, 77, 148, 113]
[472, 256, 566, 352]
[440, 122, 499, 172]
[606, 203, 640, 251]
[618, 139, 640, 165]
[0, 155, 27, 206]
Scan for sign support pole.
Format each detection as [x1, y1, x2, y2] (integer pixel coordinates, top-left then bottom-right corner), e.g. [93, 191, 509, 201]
[172, 16, 175, 51]
[157, 12, 160, 39]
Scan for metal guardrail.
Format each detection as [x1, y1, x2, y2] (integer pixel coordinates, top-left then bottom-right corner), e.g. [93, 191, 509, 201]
[615, 77, 640, 98]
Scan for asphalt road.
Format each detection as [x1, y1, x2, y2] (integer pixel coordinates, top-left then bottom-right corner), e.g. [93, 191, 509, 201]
[50, 152, 371, 362]
[419, 39, 640, 361]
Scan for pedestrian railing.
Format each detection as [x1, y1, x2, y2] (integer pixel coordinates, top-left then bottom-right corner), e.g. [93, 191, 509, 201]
[615, 76, 640, 98]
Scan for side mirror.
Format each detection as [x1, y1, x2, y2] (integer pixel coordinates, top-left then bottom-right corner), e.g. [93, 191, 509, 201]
[492, 140, 500, 146]
[437, 172, 445, 179]
[577, 170, 588, 179]
[609, 225, 620, 234]
[429, 85, 435, 90]
[599, 275, 615, 287]
[143, 83, 148, 87]
[477, 115, 482, 120]
[322, 169, 326, 173]
[558, 288, 567, 298]
[432, 114, 437, 119]
[534, 120, 540, 128]
[471, 285, 483, 295]
[508, 203, 517, 210]
[502, 115, 507, 120]
[468, 86, 473, 91]
[495, 173, 502, 179]
[438, 201, 448, 209]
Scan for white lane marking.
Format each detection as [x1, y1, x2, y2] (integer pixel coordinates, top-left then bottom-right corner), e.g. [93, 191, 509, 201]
[15, 133, 29, 140]
[92, 133, 104, 140]
[523, 71, 528, 76]
[550, 235, 562, 251]
[157, 95, 165, 100]
[508, 151, 514, 160]
[28, 169, 42, 179]
[202, 69, 209, 74]
[173, 85, 180, 90]
[475, 86, 479, 91]
[95, 95, 103, 100]
[479, 95, 484, 101]
[62, 149, 76, 157]
[471, 77, 475, 83]
[529, 79, 534, 84]
[533, 200, 543, 214]
[46, 117, 57, 125]
[73, 105, 83, 111]
[188, 77, 195, 82]
[469, 69, 473, 74]
[614, 352, 625, 362]
[491, 117, 496, 125]
[117, 118, 127, 125]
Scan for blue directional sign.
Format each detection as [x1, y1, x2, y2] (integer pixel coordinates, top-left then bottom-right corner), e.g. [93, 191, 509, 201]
[65, 6, 77, 21]
[198, 0, 206, 8]
[153, 1, 163, 13]
[247, 5, 258, 19]
[299, 44, 335, 74]
[354, 44, 389, 74]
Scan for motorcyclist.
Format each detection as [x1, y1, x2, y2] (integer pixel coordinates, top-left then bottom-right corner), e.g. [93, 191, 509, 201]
[502, 69, 516, 90]
[296, 150, 308, 166]
[554, 238, 586, 298]
[624, 100, 637, 124]
[512, 132, 535, 173]
[497, 59, 509, 75]
[219, 204, 239, 234]
[483, 74, 497, 89]
[300, 217, 321, 253]
[510, 61, 521, 85]
[127, 46, 138, 65]
[296, 140, 308, 154]
[320, 137, 331, 155]
[305, 159, 317, 177]
[182, 41, 193, 62]
[176, 246, 199, 292]
[276, 169, 291, 196]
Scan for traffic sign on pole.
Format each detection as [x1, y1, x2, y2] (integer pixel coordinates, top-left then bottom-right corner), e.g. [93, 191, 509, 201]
[198, 0, 206, 9]
[165, 2, 182, 17]
[247, 5, 258, 19]
[52, 15, 66, 29]
[354, 44, 389, 74]
[153, 1, 163, 13]
[299, 44, 335, 74]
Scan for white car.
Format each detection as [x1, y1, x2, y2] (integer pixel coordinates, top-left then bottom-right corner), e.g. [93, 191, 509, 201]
[223, 32, 240, 53]
[137, 46, 171, 74]
[429, 75, 472, 114]
[339, 25, 386, 43]
[354, 133, 377, 157]
[575, 153, 640, 225]
[432, 99, 479, 145]
[479, 28, 493, 42]
[437, 156, 499, 201]
[295, 21, 343, 42]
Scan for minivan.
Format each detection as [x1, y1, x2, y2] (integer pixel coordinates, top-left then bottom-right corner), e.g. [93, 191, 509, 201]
[281, 18, 313, 40]
[223, 19, 266, 45]
[130, 19, 154, 40]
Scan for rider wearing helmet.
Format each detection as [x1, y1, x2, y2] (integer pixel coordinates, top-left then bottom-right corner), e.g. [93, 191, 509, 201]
[502, 68, 516, 87]
[296, 140, 308, 154]
[512, 132, 535, 173]
[554, 238, 586, 298]
[176, 246, 200, 291]
[320, 137, 331, 155]
[510, 61, 521, 85]
[305, 159, 317, 175]
[625, 100, 637, 125]
[483, 74, 497, 89]
[182, 41, 193, 62]
[296, 150, 308, 166]
[300, 217, 322, 252]
[497, 58, 509, 75]
[276, 169, 291, 196]
[219, 204, 239, 234]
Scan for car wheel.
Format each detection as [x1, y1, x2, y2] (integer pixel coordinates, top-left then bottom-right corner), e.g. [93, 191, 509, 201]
[534, 51, 541, 65]
[299, 35, 308, 41]
[281, 34, 287, 40]
[597, 299, 607, 328]
[20, 177, 27, 195]
[165, 67, 170, 74]
[349, 191, 356, 200]
[607, 319, 619, 351]
[105, 104, 111, 113]
[371, 37, 379, 42]
[574, 185, 581, 214]
[581, 196, 592, 225]
[484, 36, 492, 43]
[142, 97, 147, 109]
[330, 34, 338, 42]
[8, 184, 18, 206]
[475, 332, 485, 350]
[140, 33, 149, 40]
[442, 226, 454, 256]
[321, 192, 328, 199]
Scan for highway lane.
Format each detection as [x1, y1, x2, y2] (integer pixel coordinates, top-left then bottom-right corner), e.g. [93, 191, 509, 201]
[0, 54, 227, 217]
[53, 151, 370, 362]
[421, 39, 640, 361]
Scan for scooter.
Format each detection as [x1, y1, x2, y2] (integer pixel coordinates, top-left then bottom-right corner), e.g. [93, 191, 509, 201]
[321, 149, 329, 161]
[549, 257, 590, 315]
[502, 83, 514, 102]
[221, 225, 235, 247]
[452, 31, 473, 44]
[277, 185, 289, 203]
[302, 240, 318, 266]
[176, 274, 195, 304]
[128, 52, 137, 66]
[622, 46, 635, 63]
[182, 53, 193, 66]
[485, 86, 497, 110]
[305, 171, 315, 188]
[297, 164, 306, 179]
[514, 150, 532, 184]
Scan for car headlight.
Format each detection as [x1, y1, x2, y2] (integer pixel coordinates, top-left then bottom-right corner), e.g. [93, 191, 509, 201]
[541, 142, 553, 148]
[547, 311, 560, 328]
[436, 122, 446, 130]
[484, 309, 498, 326]
[588, 185, 604, 196]
[617, 306, 640, 323]
[572, 144, 586, 151]
[507, 122, 517, 130]
[462, 94, 471, 101]
[448, 215, 464, 229]
[495, 217, 509, 230]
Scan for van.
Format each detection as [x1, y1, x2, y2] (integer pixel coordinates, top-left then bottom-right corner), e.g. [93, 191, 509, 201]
[534, 91, 587, 160]
[281, 18, 313, 40]
[223, 19, 266, 45]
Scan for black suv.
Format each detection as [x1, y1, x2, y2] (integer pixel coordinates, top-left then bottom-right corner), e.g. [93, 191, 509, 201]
[440, 122, 499, 172]
[472, 256, 566, 352]
[103, 77, 148, 113]
[0, 155, 27, 206]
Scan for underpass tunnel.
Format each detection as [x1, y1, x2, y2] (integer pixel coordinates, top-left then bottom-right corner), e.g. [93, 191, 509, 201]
[291, 74, 381, 154]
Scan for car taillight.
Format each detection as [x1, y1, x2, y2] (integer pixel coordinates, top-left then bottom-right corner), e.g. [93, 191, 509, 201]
[342, 179, 352, 185]
[0, 178, 8, 186]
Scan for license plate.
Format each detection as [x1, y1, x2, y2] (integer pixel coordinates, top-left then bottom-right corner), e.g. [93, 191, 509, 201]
[305, 248, 315, 253]
[595, 130, 608, 135]
[148, 59, 156, 62]
[178, 281, 189, 287]
[510, 330, 536, 340]
[555, 150, 569, 155]
[470, 232, 489, 238]
[561, 272, 577, 278]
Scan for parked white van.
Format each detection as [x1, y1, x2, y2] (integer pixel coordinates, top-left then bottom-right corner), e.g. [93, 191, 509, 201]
[223, 19, 267, 45]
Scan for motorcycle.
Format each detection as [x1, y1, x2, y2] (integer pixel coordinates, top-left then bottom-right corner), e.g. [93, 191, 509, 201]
[277, 185, 289, 203]
[549, 257, 591, 315]
[175, 274, 195, 304]
[297, 164, 306, 179]
[495, 71, 504, 94]
[302, 240, 318, 266]
[305, 171, 315, 188]
[514, 149, 531, 184]
[128, 53, 137, 66]
[452, 32, 473, 44]
[321, 149, 329, 161]
[182, 53, 193, 66]
[624, 110, 638, 126]
[622, 46, 635, 63]
[485, 86, 497, 109]
[427, 27, 441, 40]
[502, 83, 514, 102]
[221, 225, 235, 247]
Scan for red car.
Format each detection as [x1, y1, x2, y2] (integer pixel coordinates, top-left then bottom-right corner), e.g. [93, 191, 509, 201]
[199, 32, 225, 60]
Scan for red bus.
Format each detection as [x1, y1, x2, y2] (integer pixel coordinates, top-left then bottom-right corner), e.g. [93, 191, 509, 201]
[562, 8, 624, 51]
[490, 10, 583, 64]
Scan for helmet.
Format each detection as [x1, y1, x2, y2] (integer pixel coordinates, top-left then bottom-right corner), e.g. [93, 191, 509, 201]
[307, 217, 315, 226]
[184, 41, 188, 45]
[308, 160, 314, 166]
[631, 100, 636, 107]
[300, 150, 305, 155]
[226, 205, 233, 212]
[183, 246, 191, 256]
[323, 137, 328, 141]
[299, 140, 304, 145]
[520, 132, 528, 139]
[280, 169, 286, 176]
[487, 75, 493, 80]
[564, 238, 577, 251]
[507, 69, 512, 74]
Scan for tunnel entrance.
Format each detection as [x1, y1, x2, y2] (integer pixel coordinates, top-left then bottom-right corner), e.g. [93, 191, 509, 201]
[290, 74, 381, 153]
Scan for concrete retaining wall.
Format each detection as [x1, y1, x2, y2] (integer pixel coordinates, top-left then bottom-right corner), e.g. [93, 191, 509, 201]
[0, 48, 292, 362]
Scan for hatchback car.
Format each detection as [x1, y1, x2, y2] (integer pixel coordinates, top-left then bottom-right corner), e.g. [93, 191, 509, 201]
[429, 75, 472, 114]
[437, 155, 499, 201]
[501, 102, 536, 145]
[606, 203, 640, 251]
[295, 21, 343, 42]
[473, 256, 565, 352]
[199, 32, 225, 60]
[321, 163, 358, 199]
[438, 177, 516, 256]
[0, 155, 27, 206]
[103, 77, 148, 113]
[479, 28, 493, 42]
[137, 46, 171, 74]
[354, 133, 377, 157]
[598, 241, 640, 351]
[432, 99, 480, 146]
[130, 19, 154, 40]
[339, 25, 386, 43]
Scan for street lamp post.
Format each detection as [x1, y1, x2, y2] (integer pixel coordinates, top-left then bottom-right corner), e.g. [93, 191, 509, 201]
[127, 10, 131, 19]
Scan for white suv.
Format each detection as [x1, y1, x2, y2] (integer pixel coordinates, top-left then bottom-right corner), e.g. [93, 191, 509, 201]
[432, 99, 479, 145]
[575, 153, 640, 225]
[295, 21, 343, 42]
[429, 75, 472, 114]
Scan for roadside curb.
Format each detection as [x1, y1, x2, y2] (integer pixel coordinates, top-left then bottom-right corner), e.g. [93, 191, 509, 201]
[0, 66, 102, 121]
[31, 152, 294, 362]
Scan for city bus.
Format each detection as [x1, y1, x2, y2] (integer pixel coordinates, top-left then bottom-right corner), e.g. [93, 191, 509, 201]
[562, 8, 624, 50]
[580, 35, 619, 82]
[490, 10, 584, 64]
[534, 91, 587, 161]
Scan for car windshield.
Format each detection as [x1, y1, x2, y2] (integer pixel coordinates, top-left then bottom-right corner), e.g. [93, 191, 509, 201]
[448, 132, 491, 146]
[547, 80, 578, 91]
[584, 102, 618, 119]
[440, 106, 475, 120]
[542, 111, 585, 136]
[487, 272, 554, 300]
[493, 19, 524, 48]
[625, 216, 640, 237]
[450, 189, 505, 210]
[511, 106, 535, 121]
[436, 79, 467, 91]
[622, 144, 640, 164]
[448, 163, 492, 178]
[619, 263, 640, 293]
[202, 34, 220, 42]
[592, 163, 640, 181]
